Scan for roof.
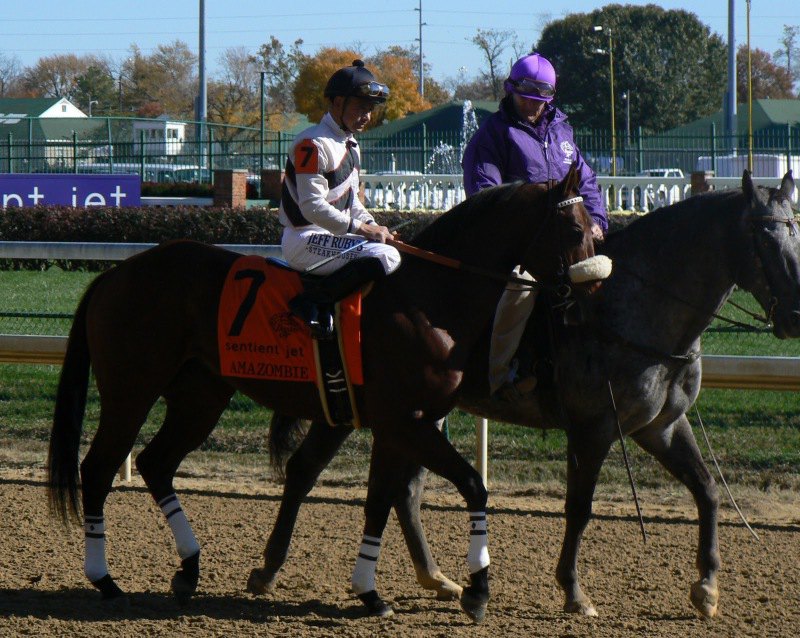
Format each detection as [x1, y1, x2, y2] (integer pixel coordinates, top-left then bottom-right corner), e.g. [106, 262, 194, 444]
[665, 99, 800, 136]
[366, 100, 498, 139]
[0, 98, 64, 118]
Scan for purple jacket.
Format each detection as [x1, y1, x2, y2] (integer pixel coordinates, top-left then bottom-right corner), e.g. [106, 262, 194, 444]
[462, 97, 607, 232]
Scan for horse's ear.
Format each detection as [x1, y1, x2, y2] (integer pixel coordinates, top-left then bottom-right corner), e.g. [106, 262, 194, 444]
[742, 169, 756, 204]
[780, 170, 795, 200]
[563, 162, 580, 194]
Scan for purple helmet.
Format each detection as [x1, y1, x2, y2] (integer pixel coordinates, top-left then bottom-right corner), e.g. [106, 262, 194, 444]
[503, 53, 556, 102]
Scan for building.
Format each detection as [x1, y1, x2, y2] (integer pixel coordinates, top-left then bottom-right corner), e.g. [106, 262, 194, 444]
[0, 97, 93, 170]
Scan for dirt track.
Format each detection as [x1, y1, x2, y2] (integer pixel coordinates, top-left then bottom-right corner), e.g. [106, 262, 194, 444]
[0, 467, 798, 638]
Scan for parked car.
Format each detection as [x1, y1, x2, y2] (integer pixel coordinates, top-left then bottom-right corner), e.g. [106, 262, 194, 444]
[638, 168, 685, 210]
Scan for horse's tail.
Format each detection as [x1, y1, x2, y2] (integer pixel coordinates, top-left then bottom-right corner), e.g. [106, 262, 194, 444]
[47, 277, 100, 525]
[268, 413, 308, 482]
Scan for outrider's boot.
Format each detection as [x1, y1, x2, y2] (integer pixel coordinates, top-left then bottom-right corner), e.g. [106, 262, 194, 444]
[289, 257, 386, 340]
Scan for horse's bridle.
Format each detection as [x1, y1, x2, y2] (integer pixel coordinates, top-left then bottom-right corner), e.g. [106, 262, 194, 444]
[741, 204, 800, 326]
[595, 201, 799, 364]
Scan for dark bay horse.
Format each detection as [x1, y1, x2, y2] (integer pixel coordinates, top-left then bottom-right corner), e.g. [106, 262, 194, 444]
[255, 171, 800, 618]
[47, 165, 596, 622]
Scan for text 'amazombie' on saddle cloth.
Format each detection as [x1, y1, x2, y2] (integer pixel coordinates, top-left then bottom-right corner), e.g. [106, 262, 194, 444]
[217, 256, 363, 384]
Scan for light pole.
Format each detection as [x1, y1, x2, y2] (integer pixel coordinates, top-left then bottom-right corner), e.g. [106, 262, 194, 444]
[260, 70, 267, 177]
[621, 90, 631, 141]
[593, 25, 616, 177]
[414, 1, 427, 97]
[88, 100, 98, 117]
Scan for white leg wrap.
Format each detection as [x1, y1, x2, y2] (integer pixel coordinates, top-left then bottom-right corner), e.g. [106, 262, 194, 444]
[467, 511, 490, 573]
[158, 494, 200, 560]
[351, 534, 382, 595]
[84, 515, 109, 582]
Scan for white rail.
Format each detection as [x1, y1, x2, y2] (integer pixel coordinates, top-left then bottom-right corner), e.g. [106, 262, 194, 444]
[360, 173, 796, 211]
[2, 240, 798, 487]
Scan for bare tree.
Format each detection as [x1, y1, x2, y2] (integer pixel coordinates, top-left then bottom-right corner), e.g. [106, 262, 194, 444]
[469, 28, 515, 99]
[252, 36, 308, 115]
[0, 53, 23, 97]
[774, 25, 800, 92]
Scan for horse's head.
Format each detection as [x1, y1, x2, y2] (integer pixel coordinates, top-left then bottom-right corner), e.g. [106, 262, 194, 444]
[518, 164, 596, 288]
[739, 170, 800, 338]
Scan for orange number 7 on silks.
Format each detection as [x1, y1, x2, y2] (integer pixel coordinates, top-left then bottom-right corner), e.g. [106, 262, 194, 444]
[294, 140, 319, 174]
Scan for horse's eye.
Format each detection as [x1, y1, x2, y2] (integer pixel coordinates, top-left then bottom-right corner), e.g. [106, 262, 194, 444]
[566, 223, 585, 243]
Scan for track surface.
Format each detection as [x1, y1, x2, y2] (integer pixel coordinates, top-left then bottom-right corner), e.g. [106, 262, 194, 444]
[0, 468, 798, 637]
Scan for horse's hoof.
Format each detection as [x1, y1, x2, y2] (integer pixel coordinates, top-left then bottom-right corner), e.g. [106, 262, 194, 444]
[171, 552, 200, 606]
[92, 574, 125, 600]
[564, 599, 598, 616]
[357, 590, 394, 617]
[690, 579, 719, 618]
[434, 577, 463, 601]
[247, 568, 277, 595]
[417, 569, 463, 600]
[459, 567, 490, 623]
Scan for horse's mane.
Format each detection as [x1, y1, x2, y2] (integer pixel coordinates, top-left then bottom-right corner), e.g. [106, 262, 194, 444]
[411, 182, 539, 250]
[604, 187, 744, 248]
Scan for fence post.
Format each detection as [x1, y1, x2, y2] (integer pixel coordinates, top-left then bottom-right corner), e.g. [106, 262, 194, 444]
[636, 126, 643, 171]
[710, 122, 717, 175]
[213, 168, 247, 208]
[107, 117, 114, 173]
[139, 129, 145, 180]
[208, 127, 214, 179]
[27, 117, 33, 173]
[786, 123, 792, 170]
[6, 132, 12, 173]
[422, 124, 428, 174]
[71, 130, 77, 173]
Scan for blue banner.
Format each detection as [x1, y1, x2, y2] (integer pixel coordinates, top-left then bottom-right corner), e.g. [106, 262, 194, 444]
[0, 174, 141, 208]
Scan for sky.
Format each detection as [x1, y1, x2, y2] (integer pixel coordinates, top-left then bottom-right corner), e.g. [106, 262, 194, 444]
[4, 1, 800, 85]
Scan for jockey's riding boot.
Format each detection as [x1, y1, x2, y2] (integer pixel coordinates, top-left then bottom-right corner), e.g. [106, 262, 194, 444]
[289, 257, 386, 340]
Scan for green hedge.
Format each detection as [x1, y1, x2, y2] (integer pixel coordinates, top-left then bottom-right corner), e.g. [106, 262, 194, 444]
[0, 205, 634, 271]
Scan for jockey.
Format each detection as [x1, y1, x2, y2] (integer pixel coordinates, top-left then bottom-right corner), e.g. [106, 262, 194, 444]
[279, 60, 400, 339]
[462, 52, 608, 401]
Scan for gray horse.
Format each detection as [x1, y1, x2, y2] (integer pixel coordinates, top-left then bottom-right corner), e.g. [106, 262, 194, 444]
[248, 171, 800, 619]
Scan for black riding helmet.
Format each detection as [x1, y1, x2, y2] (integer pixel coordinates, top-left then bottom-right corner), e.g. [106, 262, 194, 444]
[324, 59, 390, 104]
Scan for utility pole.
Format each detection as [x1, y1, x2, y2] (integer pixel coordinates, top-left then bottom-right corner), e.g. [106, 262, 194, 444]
[196, 0, 207, 167]
[414, 1, 426, 97]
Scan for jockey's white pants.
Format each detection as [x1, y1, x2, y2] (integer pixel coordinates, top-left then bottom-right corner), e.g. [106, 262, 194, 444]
[281, 227, 401, 276]
[489, 266, 537, 394]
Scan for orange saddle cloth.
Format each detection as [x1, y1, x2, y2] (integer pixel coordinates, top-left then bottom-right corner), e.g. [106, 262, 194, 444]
[217, 256, 364, 385]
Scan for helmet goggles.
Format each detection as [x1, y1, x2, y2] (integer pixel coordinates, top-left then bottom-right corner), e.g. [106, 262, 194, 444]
[355, 81, 390, 100]
[510, 78, 555, 99]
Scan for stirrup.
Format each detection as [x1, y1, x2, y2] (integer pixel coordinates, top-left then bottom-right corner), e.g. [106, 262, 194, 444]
[493, 374, 538, 404]
[289, 296, 334, 340]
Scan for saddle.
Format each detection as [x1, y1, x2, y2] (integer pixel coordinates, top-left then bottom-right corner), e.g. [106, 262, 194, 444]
[217, 256, 363, 427]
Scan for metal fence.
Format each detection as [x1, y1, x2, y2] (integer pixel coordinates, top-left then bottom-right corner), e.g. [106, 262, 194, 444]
[4, 116, 800, 182]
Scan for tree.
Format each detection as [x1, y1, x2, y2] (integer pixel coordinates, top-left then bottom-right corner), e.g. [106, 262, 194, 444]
[0, 53, 24, 97]
[252, 36, 308, 116]
[293, 48, 429, 128]
[469, 29, 518, 100]
[208, 47, 260, 129]
[74, 64, 117, 116]
[737, 46, 794, 101]
[774, 25, 800, 91]
[117, 42, 197, 118]
[372, 45, 451, 105]
[22, 54, 91, 99]
[536, 5, 727, 131]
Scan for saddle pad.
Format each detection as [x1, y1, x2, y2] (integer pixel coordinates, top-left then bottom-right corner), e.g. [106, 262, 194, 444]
[217, 255, 364, 384]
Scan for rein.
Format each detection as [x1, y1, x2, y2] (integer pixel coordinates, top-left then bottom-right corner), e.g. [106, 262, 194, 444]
[393, 193, 585, 292]
[595, 205, 795, 364]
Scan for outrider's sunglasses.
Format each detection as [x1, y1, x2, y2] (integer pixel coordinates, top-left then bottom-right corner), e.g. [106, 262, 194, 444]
[510, 78, 555, 98]
[356, 81, 390, 99]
